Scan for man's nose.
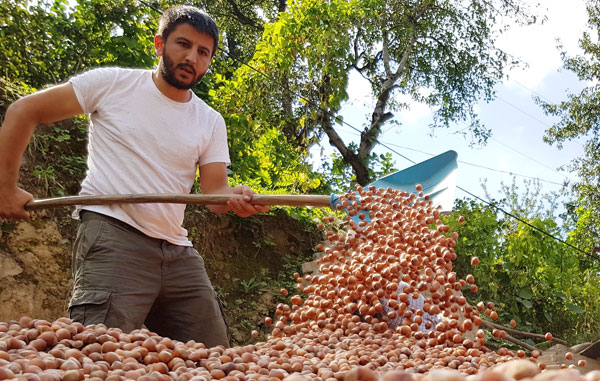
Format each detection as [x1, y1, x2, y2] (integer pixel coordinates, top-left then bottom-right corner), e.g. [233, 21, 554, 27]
[185, 49, 198, 64]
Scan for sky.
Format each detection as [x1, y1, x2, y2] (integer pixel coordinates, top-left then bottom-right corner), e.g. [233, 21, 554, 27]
[311, 0, 590, 216]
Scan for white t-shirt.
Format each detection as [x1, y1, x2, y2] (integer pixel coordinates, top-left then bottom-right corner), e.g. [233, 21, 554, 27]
[69, 67, 230, 246]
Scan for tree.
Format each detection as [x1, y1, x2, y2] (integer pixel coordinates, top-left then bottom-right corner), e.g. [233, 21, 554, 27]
[220, 0, 537, 186]
[535, 1, 600, 256]
[0, 0, 157, 89]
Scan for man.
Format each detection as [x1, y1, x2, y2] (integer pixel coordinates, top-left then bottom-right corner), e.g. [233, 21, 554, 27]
[0, 5, 268, 347]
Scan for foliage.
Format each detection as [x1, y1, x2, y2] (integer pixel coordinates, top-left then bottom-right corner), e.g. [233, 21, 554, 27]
[535, 1, 600, 257]
[223, 0, 538, 185]
[210, 73, 327, 195]
[234, 274, 269, 296]
[0, 0, 157, 89]
[221, 244, 315, 345]
[448, 180, 600, 342]
[320, 149, 397, 193]
[226, 123, 324, 194]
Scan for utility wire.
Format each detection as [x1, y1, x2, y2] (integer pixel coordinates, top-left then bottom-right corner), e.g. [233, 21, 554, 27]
[489, 136, 573, 180]
[495, 96, 556, 131]
[495, 85, 585, 148]
[338, 130, 567, 187]
[456, 186, 598, 260]
[510, 78, 556, 104]
[457, 161, 565, 186]
[138, 2, 594, 259]
[375, 140, 597, 260]
[384, 143, 567, 187]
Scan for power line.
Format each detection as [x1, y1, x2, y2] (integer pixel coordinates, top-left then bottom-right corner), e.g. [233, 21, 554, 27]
[339, 90, 577, 182]
[385, 143, 567, 187]
[337, 130, 568, 187]
[495, 90, 585, 148]
[509, 78, 556, 104]
[495, 95, 556, 130]
[375, 141, 596, 260]
[489, 136, 572, 181]
[373, 141, 596, 260]
[456, 186, 598, 260]
[457, 161, 565, 186]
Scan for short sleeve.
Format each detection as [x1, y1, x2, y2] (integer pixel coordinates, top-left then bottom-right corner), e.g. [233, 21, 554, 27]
[69, 67, 119, 115]
[198, 112, 231, 167]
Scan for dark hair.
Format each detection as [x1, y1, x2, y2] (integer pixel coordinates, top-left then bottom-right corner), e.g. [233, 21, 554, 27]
[158, 6, 219, 56]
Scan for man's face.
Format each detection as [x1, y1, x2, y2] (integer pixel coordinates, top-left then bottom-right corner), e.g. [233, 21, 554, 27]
[156, 23, 215, 90]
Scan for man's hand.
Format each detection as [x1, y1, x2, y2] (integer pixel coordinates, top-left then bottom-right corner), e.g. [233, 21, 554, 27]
[0, 186, 34, 219]
[198, 163, 270, 216]
[227, 185, 270, 217]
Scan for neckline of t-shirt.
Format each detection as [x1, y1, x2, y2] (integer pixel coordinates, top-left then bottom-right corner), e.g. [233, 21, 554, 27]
[147, 70, 197, 108]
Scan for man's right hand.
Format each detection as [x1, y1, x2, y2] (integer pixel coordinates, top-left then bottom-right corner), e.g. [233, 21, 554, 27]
[0, 186, 34, 219]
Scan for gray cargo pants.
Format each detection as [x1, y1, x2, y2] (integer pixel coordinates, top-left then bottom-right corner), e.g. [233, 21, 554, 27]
[68, 211, 230, 347]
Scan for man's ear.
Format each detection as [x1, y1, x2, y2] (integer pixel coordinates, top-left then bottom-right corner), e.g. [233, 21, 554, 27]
[154, 35, 164, 56]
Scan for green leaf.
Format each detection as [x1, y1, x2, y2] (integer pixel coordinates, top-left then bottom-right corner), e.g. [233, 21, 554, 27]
[554, 291, 568, 301]
[518, 288, 533, 300]
[566, 303, 583, 314]
[525, 339, 537, 346]
[518, 298, 533, 309]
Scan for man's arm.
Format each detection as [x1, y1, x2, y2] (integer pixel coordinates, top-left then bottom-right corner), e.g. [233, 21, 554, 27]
[0, 83, 84, 219]
[198, 162, 269, 217]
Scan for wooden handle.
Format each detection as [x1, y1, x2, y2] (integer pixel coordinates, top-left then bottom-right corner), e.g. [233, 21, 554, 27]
[25, 194, 332, 210]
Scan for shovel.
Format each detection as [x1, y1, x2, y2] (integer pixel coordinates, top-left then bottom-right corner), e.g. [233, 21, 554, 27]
[25, 150, 458, 213]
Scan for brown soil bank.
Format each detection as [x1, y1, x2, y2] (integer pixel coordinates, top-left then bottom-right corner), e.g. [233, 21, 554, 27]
[0, 207, 321, 346]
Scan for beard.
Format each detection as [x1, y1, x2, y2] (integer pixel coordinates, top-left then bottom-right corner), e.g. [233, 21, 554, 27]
[160, 48, 205, 90]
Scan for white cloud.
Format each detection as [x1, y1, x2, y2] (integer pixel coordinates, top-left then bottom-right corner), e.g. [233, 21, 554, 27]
[497, 154, 510, 172]
[498, 0, 588, 89]
[346, 71, 373, 105]
[394, 94, 432, 126]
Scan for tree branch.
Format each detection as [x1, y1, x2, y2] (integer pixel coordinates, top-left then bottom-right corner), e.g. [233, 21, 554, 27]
[421, 35, 460, 68]
[321, 112, 350, 159]
[316, 75, 349, 158]
[226, 0, 262, 31]
[382, 31, 392, 77]
[277, 0, 286, 13]
[357, 32, 415, 170]
[503, 333, 537, 352]
[481, 320, 570, 347]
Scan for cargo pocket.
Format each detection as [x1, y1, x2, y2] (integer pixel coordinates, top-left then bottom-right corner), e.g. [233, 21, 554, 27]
[214, 291, 232, 347]
[69, 288, 111, 325]
[71, 218, 105, 278]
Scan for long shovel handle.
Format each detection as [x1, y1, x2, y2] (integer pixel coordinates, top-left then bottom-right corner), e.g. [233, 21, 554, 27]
[24, 194, 332, 210]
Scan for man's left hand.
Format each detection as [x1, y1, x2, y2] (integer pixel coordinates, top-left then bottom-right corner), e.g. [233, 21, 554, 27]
[227, 185, 270, 217]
